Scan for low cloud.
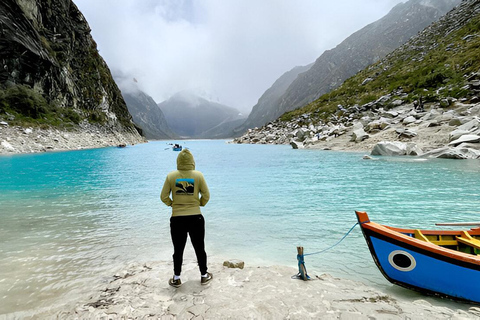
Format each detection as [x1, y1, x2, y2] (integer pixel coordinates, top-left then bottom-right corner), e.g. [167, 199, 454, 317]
[74, 0, 404, 113]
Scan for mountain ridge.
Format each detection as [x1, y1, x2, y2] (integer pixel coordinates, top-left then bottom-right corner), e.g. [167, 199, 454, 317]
[236, 0, 460, 133]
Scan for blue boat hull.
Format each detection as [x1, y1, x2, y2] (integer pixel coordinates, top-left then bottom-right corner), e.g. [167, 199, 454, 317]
[357, 211, 480, 304]
[369, 235, 480, 303]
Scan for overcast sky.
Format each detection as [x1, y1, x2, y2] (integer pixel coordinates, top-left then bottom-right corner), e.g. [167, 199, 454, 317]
[74, 0, 405, 113]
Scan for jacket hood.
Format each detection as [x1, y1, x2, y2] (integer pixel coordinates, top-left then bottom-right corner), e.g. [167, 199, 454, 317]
[177, 149, 195, 170]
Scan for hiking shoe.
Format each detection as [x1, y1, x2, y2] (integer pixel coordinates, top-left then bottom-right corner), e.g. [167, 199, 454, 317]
[201, 272, 213, 285]
[169, 277, 182, 288]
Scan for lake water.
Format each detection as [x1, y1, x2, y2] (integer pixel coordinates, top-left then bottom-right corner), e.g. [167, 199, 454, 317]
[1, 140, 479, 315]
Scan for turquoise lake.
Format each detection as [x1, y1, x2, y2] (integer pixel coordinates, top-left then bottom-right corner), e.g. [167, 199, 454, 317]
[1, 140, 479, 314]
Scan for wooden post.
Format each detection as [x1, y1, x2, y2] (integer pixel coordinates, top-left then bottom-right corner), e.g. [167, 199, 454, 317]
[297, 246, 308, 280]
[297, 246, 304, 256]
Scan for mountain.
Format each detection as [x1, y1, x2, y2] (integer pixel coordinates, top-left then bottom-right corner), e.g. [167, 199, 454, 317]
[122, 90, 176, 140]
[233, 64, 312, 136]
[238, 0, 460, 133]
[0, 0, 142, 141]
[234, 0, 480, 157]
[288, 0, 480, 119]
[159, 92, 246, 138]
[115, 75, 175, 140]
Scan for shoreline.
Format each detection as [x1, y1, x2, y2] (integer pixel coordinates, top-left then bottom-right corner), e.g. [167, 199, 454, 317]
[24, 258, 480, 319]
[0, 122, 146, 155]
[233, 102, 480, 160]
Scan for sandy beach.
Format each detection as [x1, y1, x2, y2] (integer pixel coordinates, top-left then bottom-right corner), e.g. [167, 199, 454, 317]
[20, 257, 476, 319]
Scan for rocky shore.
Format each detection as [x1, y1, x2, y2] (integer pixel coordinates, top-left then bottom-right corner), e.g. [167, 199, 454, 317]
[233, 97, 480, 160]
[0, 121, 146, 154]
[31, 259, 480, 319]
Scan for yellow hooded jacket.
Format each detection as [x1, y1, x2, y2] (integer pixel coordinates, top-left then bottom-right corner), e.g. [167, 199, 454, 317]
[160, 149, 210, 217]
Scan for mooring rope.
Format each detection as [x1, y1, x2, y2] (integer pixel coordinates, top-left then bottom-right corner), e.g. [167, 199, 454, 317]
[292, 222, 360, 280]
[304, 222, 359, 256]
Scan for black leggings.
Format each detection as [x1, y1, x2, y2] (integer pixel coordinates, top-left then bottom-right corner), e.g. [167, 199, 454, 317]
[170, 214, 207, 275]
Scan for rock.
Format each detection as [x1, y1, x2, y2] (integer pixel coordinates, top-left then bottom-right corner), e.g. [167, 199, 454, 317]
[448, 118, 463, 126]
[351, 128, 369, 142]
[436, 112, 454, 122]
[406, 143, 423, 156]
[448, 134, 480, 146]
[381, 110, 399, 118]
[396, 128, 417, 138]
[439, 99, 449, 108]
[1, 140, 15, 152]
[449, 129, 471, 142]
[437, 148, 479, 159]
[422, 145, 480, 159]
[223, 259, 245, 269]
[366, 118, 390, 132]
[23, 128, 33, 134]
[0, 121, 8, 126]
[290, 140, 304, 149]
[371, 141, 409, 156]
[361, 77, 374, 85]
[426, 120, 440, 127]
[421, 109, 442, 121]
[402, 116, 416, 124]
[457, 118, 480, 131]
[390, 100, 404, 107]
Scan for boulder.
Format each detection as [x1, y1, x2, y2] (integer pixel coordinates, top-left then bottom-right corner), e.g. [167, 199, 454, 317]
[381, 110, 399, 118]
[402, 116, 416, 125]
[406, 143, 423, 156]
[371, 141, 408, 156]
[457, 118, 480, 131]
[396, 128, 417, 138]
[422, 146, 480, 159]
[449, 129, 471, 142]
[421, 109, 442, 121]
[448, 118, 463, 126]
[351, 128, 369, 142]
[366, 118, 390, 132]
[290, 140, 304, 149]
[448, 134, 480, 146]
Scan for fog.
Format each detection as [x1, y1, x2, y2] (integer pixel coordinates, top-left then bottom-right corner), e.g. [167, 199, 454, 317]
[74, 0, 405, 113]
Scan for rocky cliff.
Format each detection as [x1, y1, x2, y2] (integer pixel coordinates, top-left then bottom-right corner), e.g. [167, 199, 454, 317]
[0, 0, 144, 153]
[238, 0, 460, 132]
[234, 0, 480, 160]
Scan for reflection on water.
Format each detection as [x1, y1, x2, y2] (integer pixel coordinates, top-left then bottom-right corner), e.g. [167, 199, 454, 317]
[1, 141, 479, 315]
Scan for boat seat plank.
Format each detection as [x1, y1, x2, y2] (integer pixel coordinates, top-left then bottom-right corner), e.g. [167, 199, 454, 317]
[414, 229, 430, 242]
[457, 231, 480, 250]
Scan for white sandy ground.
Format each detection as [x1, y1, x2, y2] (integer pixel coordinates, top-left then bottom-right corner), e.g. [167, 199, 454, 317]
[16, 258, 477, 320]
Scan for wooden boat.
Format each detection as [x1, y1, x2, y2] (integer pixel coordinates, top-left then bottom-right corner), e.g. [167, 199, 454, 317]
[355, 211, 480, 303]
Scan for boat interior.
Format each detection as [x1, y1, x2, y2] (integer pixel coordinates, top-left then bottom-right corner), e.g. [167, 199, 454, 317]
[386, 226, 480, 255]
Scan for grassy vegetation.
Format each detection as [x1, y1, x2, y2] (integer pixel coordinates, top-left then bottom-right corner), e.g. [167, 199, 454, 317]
[0, 85, 81, 128]
[281, 15, 480, 123]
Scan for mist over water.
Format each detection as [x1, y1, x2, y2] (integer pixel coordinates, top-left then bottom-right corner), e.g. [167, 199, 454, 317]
[1, 140, 479, 314]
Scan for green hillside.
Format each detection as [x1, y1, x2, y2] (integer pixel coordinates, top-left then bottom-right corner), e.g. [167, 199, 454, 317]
[282, 3, 480, 123]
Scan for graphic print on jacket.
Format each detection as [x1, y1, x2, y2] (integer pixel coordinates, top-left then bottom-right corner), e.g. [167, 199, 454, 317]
[175, 178, 194, 195]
